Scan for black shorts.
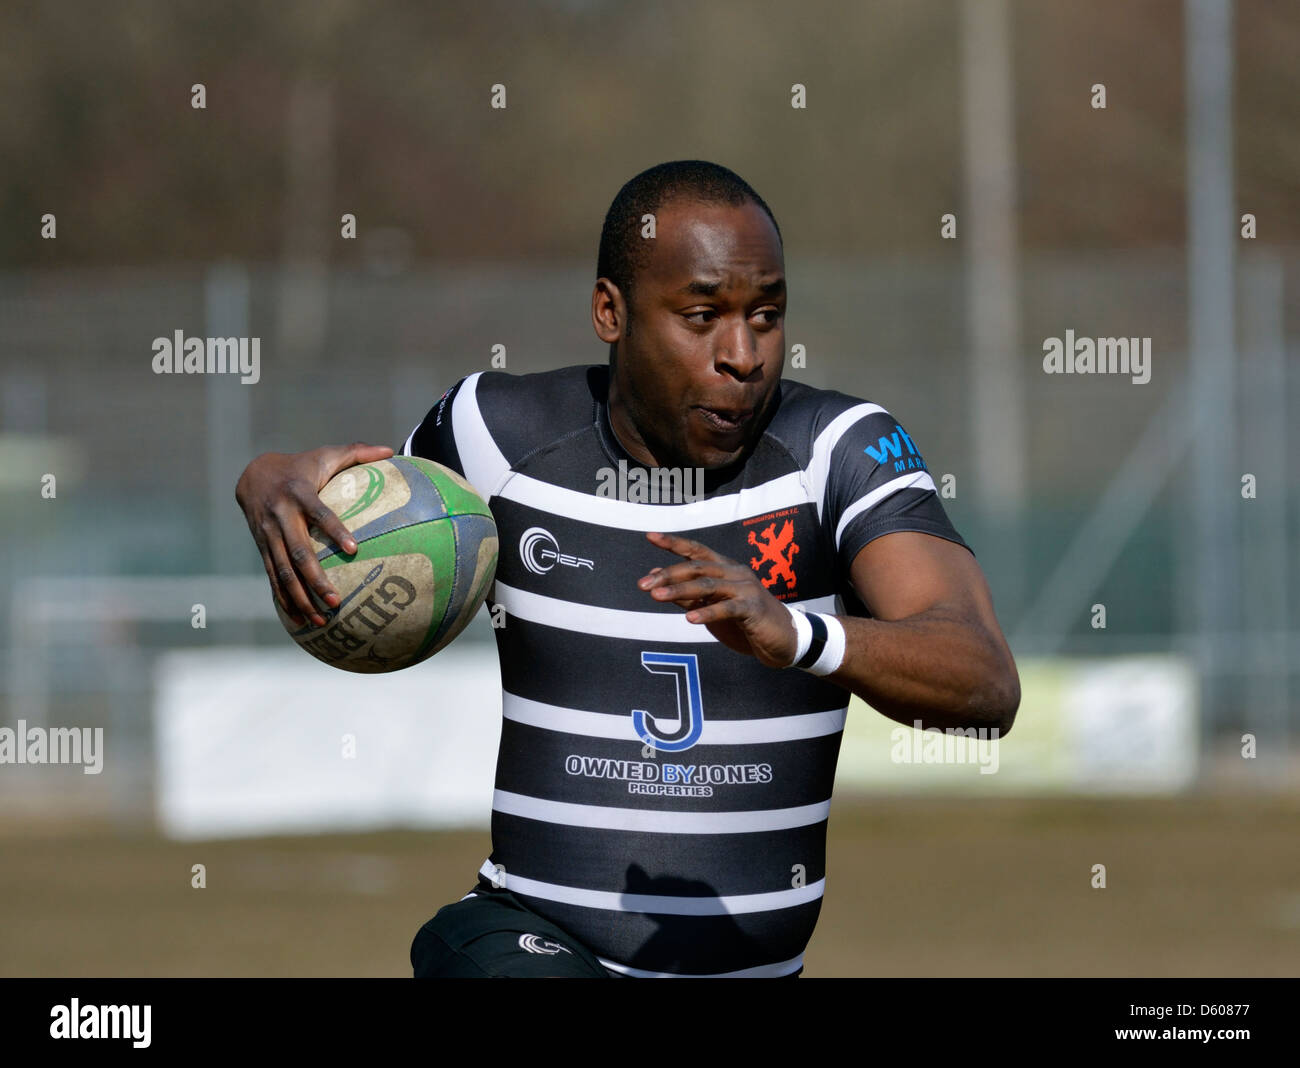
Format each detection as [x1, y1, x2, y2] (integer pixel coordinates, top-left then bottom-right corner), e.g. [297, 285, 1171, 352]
[410, 883, 613, 978]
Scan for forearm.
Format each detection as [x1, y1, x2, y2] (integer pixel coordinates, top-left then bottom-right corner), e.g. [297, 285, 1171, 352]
[821, 610, 1019, 734]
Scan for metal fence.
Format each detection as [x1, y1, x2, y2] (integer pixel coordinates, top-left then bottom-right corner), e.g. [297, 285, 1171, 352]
[2, 253, 1296, 811]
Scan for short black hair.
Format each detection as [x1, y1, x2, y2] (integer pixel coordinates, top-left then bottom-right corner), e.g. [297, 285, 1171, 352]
[597, 161, 782, 360]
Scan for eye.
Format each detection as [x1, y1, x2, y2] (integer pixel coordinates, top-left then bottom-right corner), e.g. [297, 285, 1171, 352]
[683, 310, 716, 324]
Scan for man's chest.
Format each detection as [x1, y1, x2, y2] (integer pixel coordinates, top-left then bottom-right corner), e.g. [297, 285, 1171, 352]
[486, 493, 835, 610]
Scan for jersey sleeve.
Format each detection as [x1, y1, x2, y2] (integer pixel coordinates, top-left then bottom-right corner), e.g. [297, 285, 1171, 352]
[823, 407, 969, 580]
[398, 377, 467, 479]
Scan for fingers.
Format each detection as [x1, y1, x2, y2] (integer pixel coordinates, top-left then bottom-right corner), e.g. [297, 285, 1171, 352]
[292, 481, 357, 556]
[644, 530, 727, 565]
[238, 446, 385, 632]
[319, 441, 394, 485]
[264, 490, 346, 623]
[297, 443, 388, 554]
[649, 575, 745, 608]
[640, 533, 737, 591]
[280, 517, 342, 612]
[242, 499, 304, 625]
[265, 525, 326, 627]
[640, 559, 732, 592]
[255, 541, 301, 625]
[681, 598, 752, 626]
[636, 531, 796, 664]
[639, 536, 746, 607]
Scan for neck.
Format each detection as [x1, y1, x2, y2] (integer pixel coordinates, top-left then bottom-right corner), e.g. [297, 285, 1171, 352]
[605, 375, 664, 467]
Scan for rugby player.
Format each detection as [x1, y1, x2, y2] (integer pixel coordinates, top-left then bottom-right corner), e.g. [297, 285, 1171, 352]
[235, 160, 1020, 977]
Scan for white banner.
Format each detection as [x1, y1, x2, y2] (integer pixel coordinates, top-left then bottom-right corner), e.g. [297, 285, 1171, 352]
[154, 643, 502, 839]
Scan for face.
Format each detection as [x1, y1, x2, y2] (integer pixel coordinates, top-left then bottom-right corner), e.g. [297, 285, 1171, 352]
[592, 197, 786, 470]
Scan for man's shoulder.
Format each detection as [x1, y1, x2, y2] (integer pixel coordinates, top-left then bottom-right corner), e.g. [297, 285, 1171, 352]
[458, 364, 604, 460]
[763, 378, 893, 463]
[471, 363, 601, 402]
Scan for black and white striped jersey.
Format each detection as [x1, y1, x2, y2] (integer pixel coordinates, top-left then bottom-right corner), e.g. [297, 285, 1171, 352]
[400, 364, 968, 978]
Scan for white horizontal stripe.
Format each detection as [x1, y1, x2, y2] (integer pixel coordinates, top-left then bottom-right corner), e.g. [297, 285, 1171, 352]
[495, 582, 709, 641]
[834, 470, 938, 548]
[453, 372, 513, 499]
[480, 860, 825, 916]
[493, 790, 831, 833]
[494, 582, 838, 642]
[498, 469, 814, 531]
[423, 385, 889, 538]
[503, 692, 848, 744]
[805, 402, 888, 520]
[598, 954, 805, 979]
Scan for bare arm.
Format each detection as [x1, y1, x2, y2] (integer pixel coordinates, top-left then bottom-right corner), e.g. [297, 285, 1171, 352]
[639, 529, 1019, 735]
[829, 531, 1019, 734]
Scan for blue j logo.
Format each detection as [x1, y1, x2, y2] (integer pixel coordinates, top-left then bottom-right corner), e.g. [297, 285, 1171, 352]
[631, 652, 704, 753]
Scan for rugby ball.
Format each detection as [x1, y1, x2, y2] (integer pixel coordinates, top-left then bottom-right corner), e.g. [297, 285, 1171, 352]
[275, 456, 498, 673]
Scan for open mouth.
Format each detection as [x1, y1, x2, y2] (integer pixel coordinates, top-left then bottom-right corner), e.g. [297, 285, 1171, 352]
[695, 406, 754, 433]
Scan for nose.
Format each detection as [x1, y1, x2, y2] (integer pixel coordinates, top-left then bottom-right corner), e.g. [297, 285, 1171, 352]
[713, 316, 763, 381]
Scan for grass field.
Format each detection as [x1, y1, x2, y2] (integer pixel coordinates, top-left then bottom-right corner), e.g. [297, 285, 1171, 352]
[2, 795, 1297, 977]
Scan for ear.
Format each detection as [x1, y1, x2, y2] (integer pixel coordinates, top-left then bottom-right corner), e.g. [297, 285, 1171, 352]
[591, 278, 626, 345]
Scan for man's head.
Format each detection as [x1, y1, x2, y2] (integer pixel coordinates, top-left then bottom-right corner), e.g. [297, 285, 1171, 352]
[593, 161, 786, 471]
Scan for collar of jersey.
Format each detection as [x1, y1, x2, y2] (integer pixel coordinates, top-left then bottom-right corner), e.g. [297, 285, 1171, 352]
[590, 365, 778, 498]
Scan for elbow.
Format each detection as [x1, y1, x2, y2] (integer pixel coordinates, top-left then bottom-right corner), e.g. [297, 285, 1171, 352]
[987, 661, 1020, 738]
[963, 650, 1019, 737]
[972, 626, 1020, 737]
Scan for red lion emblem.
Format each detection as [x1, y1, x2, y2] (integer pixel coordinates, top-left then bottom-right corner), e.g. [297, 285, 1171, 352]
[748, 519, 799, 592]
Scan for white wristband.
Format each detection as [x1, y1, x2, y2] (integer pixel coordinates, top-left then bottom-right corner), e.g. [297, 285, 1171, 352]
[807, 613, 847, 676]
[783, 605, 846, 676]
[785, 603, 813, 666]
